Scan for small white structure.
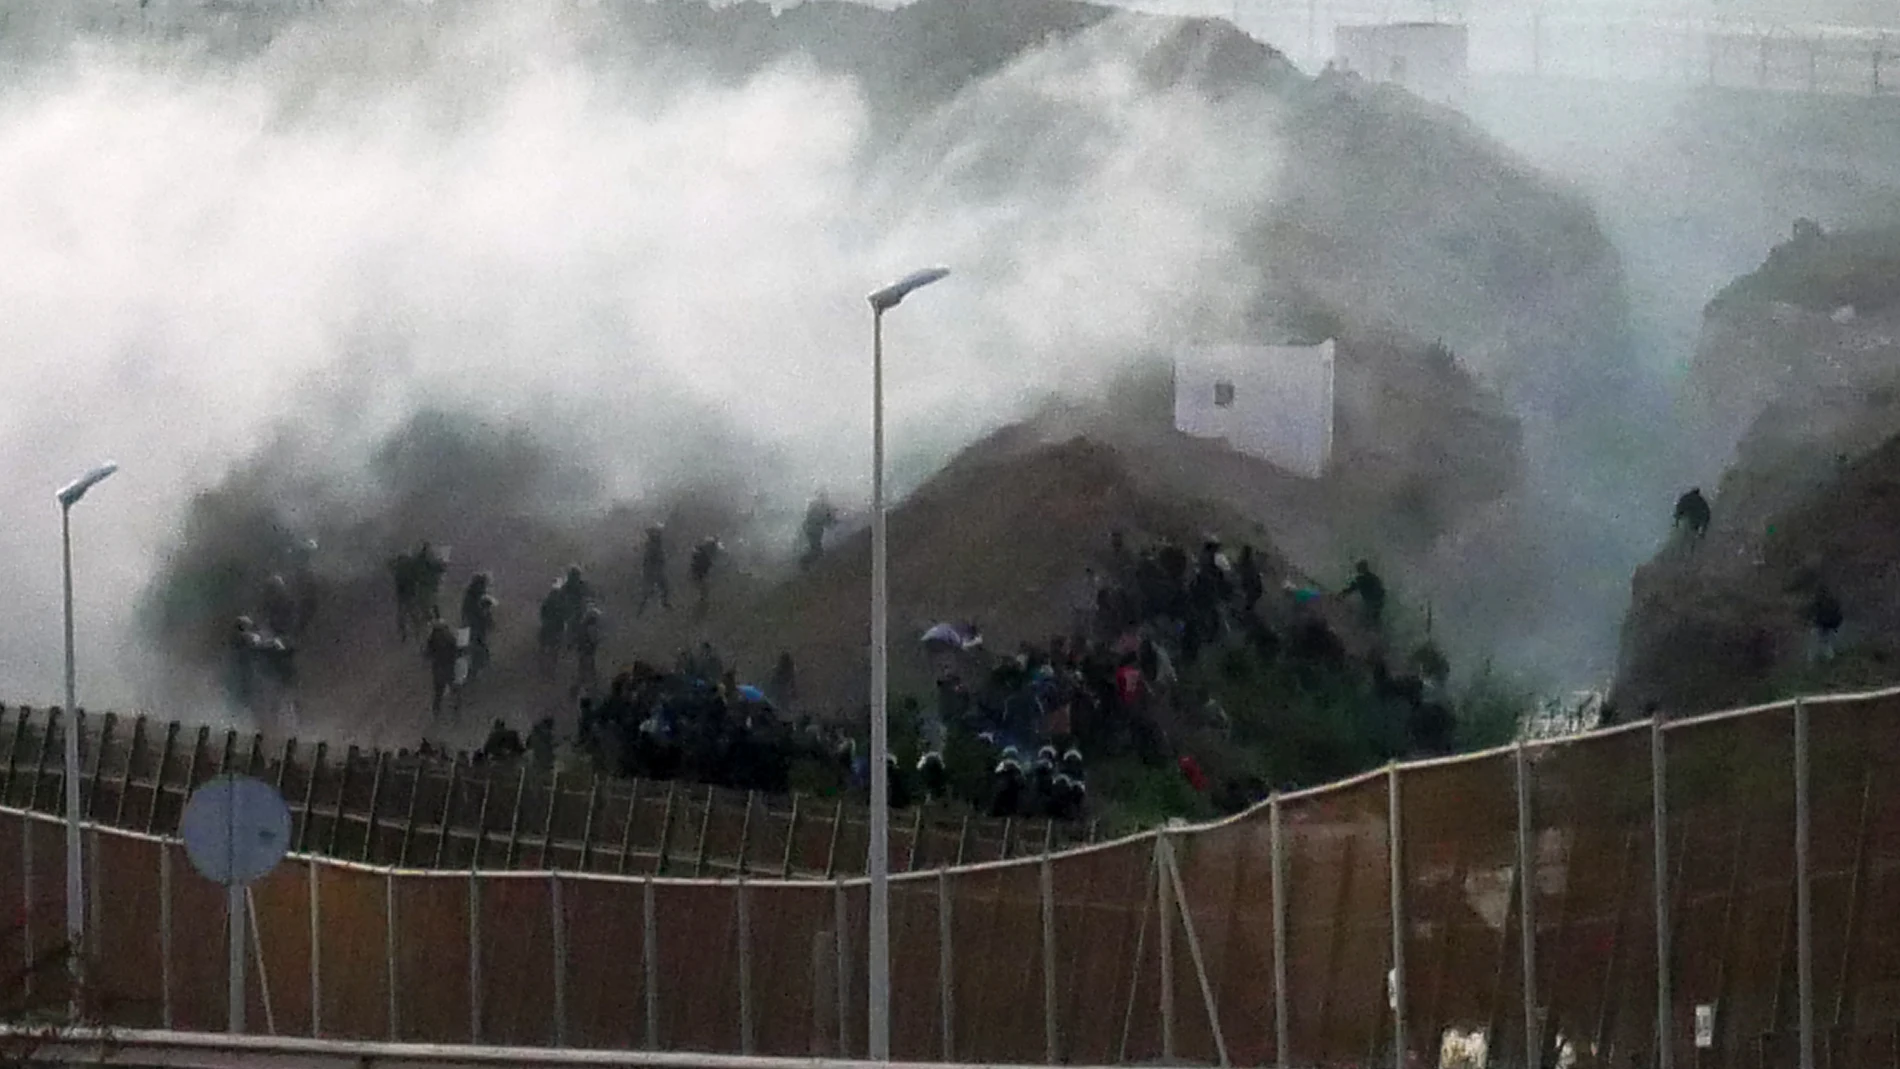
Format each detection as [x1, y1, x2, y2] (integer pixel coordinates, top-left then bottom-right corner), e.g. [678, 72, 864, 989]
[1334, 22, 1470, 104]
[1172, 340, 1336, 479]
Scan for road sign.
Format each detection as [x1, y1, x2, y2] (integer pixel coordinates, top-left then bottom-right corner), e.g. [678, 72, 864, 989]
[179, 774, 292, 887]
[178, 774, 292, 1036]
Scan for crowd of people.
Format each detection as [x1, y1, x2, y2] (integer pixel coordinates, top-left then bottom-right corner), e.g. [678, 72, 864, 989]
[222, 507, 1466, 822]
[212, 472, 1877, 830]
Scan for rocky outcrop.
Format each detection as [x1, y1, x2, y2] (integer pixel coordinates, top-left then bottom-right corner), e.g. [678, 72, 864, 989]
[1616, 225, 1900, 715]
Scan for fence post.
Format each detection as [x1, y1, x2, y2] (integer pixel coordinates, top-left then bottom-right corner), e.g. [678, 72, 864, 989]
[1388, 763, 1406, 1069]
[1156, 832, 1176, 1063]
[1041, 854, 1059, 1064]
[308, 860, 321, 1037]
[228, 882, 246, 1034]
[1517, 740, 1540, 1064]
[19, 811, 31, 1003]
[737, 878, 754, 1055]
[551, 874, 568, 1048]
[467, 866, 481, 1044]
[1796, 700, 1814, 1069]
[384, 870, 398, 1041]
[161, 843, 174, 1030]
[644, 877, 659, 1050]
[1653, 716, 1674, 1069]
[1271, 793, 1289, 1069]
[938, 869, 955, 1061]
[245, 888, 277, 1037]
[1161, 833, 1232, 1068]
[835, 878, 851, 1057]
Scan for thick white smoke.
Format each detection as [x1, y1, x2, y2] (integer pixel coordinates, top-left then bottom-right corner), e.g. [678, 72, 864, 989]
[0, 1, 1280, 709]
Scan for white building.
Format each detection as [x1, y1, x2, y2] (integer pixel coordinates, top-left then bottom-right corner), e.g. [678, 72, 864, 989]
[1334, 22, 1470, 104]
[1172, 339, 1336, 479]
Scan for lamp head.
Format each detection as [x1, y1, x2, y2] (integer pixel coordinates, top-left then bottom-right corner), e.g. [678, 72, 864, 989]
[868, 266, 950, 313]
[57, 462, 119, 509]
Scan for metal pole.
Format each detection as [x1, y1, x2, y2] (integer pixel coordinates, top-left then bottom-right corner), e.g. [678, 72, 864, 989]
[644, 878, 659, 1051]
[938, 870, 954, 1061]
[551, 874, 568, 1048]
[246, 888, 276, 1036]
[1161, 836, 1232, 1068]
[737, 879, 753, 1055]
[384, 871, 398, 1041]
[1388, 763, 1405, 1069]
[1041, 855, 1059, 1064]
[834, 879, 851, 1057]
[1796, 701, 1814, 1069]
[61, 506, 84, 976]
[309, 861, 321, 1038]
[1653, 717, 1674, 1069]
[228, 882, 246, 1033]
[21, 811, 32, 1003]
[867, 305, 892, 1064]
[1157, 834, 1176, 1063]
[467, 868, 480, 1044]
[161, 844, 174, 1030]
[1517, 741, 1540, 1065]
[1270, 794, 1288, 1069]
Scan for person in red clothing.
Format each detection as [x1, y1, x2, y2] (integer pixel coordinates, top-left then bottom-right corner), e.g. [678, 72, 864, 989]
[1178, 755, 1208, 793]
[1114, 654, 1144, 710]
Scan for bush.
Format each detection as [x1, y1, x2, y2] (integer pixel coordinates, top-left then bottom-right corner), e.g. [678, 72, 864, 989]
[1455, 661, 1535, 749]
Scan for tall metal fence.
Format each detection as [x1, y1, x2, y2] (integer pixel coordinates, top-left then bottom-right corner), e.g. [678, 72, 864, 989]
[6, 688, 1900, 1068]
[0, 704, 1092, 880]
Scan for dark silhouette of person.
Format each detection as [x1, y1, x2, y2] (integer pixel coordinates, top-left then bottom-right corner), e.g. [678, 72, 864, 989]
[1343, 560, 1386, 626]
[637, 526, 670, 614]
[1674, 488, 1711, 546]
[424, 609, 461, 718]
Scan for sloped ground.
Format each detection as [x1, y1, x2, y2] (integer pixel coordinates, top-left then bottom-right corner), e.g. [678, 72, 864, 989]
[132, 0, 1607, 748]
[1615, 227, 1900, 715]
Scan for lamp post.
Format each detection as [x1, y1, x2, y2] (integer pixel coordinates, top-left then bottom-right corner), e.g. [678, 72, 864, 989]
[864, 266, 948, 1062]
[57, 461, 117, 969]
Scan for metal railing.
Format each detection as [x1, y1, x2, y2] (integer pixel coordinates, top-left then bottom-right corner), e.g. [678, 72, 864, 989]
[7, 686, 1900, 1067]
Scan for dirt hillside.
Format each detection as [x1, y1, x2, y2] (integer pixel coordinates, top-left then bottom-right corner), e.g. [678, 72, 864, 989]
[1615, 225, 1900, 715]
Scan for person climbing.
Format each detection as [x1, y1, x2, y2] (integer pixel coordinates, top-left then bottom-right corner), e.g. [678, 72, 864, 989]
[1236, 545, 1265, 612]
[537, 579, 566, 678]
[1342, 559, 1387, 627]
[1674, 488, 1711, 547]
[454, 575, 494, 681]
[637, 525, 670, 615]
[801, 496, 838, 568]
[227, 616, 261, 712]
[690, 536, 722, 616]
[289, 538, 320, 636]
[769, 651, 798, 711]
[262, 574, 298, 637]
[574, 604, 604, 698]
[1809, 582, 1843, 664]
[557, 565, 590, 630]
[424, 608, 461, 718]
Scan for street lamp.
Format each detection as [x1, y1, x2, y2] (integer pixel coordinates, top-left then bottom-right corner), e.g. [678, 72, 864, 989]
[864, 266, 948, 1062]
[57, 461, 117, 969]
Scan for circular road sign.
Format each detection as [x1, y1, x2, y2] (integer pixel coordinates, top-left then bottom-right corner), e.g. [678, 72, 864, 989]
[178, 774, 293, 888]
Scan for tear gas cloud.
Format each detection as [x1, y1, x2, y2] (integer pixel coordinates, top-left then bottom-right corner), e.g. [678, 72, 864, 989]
[0, 0, 1281, 709]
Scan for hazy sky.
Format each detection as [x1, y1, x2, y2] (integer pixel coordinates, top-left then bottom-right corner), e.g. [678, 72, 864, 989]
[0, 2, 1281, 708]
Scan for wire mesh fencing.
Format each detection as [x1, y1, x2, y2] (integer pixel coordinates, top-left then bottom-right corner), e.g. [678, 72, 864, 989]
[6, 688, 1900, 1067]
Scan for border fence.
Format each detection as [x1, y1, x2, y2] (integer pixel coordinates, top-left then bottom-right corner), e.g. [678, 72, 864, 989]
[0, 705, 1093, 880]
[6, 688, 1900, 1068]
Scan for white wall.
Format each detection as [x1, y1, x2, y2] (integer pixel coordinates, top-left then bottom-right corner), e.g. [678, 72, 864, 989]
[1172, 340, 1336, 478]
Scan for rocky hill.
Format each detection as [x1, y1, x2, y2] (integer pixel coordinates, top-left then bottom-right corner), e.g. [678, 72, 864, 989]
[1615, 224, 1900, 715]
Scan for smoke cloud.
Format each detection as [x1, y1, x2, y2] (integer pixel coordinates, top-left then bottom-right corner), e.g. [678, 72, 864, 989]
[0, 0, 1283, 710]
